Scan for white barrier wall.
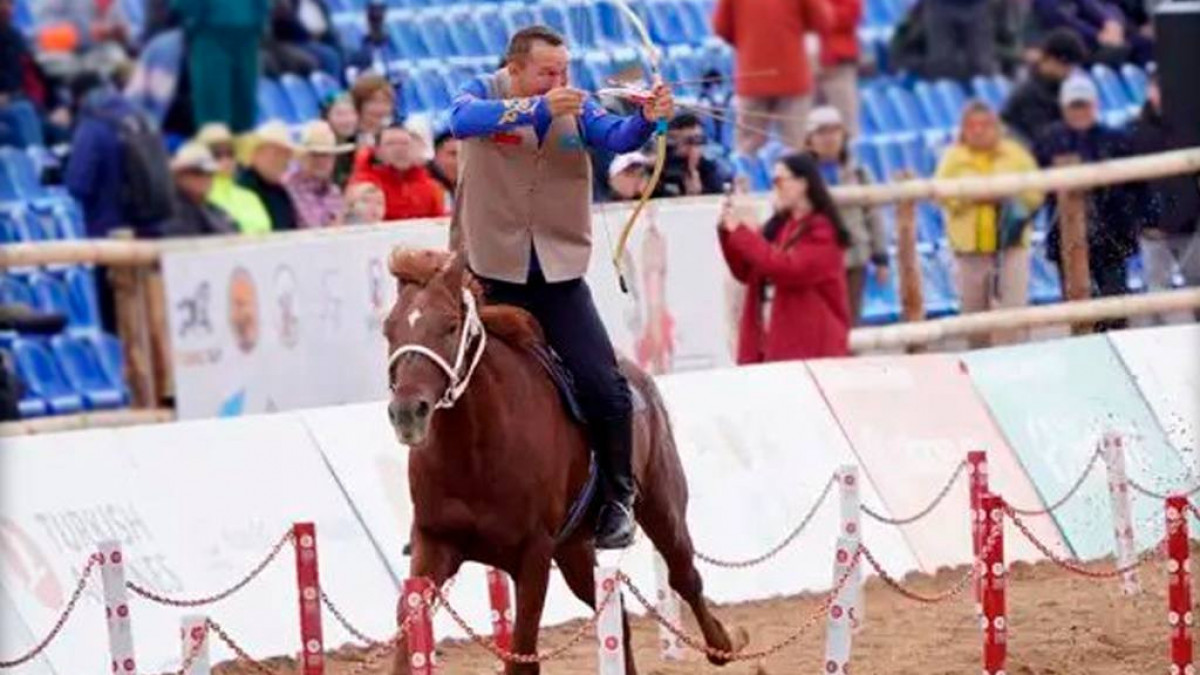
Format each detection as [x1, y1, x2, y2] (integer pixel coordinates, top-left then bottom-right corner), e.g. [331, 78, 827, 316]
[161, 198, 752, 420]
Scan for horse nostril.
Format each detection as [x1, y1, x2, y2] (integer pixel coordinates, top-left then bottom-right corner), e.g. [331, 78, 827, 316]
[387, 401, 401, 425]
[414, 400, 431, 419]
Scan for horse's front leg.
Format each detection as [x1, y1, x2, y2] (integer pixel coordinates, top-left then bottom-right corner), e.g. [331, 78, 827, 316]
[507, 539, 554, 675]
[391, 530, 462, 675]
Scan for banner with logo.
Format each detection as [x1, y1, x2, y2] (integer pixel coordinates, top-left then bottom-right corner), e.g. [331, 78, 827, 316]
[161, 197, 758, 420]
[0, 417, 398, 675]
[963, 335, 1189, 559]
[806, 354, 1063, 569]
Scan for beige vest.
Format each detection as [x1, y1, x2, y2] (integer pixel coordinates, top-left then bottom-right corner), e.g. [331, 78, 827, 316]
[450, 70, 594, 284]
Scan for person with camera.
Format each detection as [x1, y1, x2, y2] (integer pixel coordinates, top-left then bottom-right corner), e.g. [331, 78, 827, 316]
[655, 113, 726, 199]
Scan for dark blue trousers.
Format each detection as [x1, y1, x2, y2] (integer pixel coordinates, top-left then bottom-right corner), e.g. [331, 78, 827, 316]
[481, 265, 632, 426]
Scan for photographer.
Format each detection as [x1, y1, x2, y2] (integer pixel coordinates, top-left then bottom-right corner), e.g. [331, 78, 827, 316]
[655, 114, 726, 199]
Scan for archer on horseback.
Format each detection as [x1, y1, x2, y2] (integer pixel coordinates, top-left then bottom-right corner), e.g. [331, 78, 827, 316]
[445, 25, 674, 549]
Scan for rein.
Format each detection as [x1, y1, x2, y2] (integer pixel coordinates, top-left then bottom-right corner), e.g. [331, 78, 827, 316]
[387, 288, 488, 409]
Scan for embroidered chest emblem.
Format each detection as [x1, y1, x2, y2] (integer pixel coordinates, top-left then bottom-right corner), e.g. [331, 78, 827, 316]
[498, 97, 537, 125]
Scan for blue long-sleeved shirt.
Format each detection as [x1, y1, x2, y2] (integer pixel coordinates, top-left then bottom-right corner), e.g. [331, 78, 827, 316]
[449, 77, 655, 152]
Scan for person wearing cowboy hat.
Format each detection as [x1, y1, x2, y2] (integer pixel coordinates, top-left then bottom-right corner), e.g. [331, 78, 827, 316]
[163, 142, 238, 238]
[196, 122, 272, 236]
[285, 120, 354, 228]
[237, 119, 300, 231]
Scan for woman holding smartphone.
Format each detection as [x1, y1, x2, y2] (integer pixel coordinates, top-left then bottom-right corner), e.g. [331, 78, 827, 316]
[719, 152, 853, 364]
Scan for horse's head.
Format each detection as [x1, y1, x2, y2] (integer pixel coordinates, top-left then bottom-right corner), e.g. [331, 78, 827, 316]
[383, 248, 483, 446]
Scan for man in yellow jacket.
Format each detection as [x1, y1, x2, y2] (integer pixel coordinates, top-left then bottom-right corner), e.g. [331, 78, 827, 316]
[196, 123, 273, 235]
[935, 101, 1043, 347]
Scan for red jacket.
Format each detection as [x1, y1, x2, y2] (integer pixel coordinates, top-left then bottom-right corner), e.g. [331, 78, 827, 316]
[713, 0, 832, 97]
[719, 213, 850, 364]
[819, 0, 862, 67]
[349, 149, 445, 221]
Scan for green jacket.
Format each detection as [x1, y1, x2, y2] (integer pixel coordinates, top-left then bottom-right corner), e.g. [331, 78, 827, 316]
[171, 0, 268, 30]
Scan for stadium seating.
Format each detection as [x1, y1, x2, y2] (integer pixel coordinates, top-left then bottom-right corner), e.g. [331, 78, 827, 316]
[51, 334, 128, 410]
[10, 337, 85, 415]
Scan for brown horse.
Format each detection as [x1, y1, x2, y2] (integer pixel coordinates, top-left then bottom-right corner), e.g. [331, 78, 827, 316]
[382, 249, 743, 674]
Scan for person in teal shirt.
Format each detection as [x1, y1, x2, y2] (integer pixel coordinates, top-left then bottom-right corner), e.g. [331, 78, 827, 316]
[172, 0, 268, 133]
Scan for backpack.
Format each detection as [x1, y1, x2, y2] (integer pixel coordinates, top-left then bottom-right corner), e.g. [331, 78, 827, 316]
[102, 109, 175, 229]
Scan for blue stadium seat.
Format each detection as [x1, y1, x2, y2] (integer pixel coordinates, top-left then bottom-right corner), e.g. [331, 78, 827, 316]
[583, 50, 614, 89]
[564, 0, 601, 49]
[51, 334, 126, 410]
[0, 274, 36, 309]
[10, 337, 84, 415]
[64, 267, 102, 329]
[1120, 63, 1148, 108]
[257, 79, 296, 123]
[474, 5, 510, 54]
[1091, 64, 1130, 112]
[934, 79, 970, 125]
[0, 147, 42, 199]
[310, 71, 342, 105]
[971, 75, 1005, 111]
[991, 74, 1012, 103]
[678, 0, 710, 43]
[335, 20, 366, 55]
[26, 199, 77, 239]
[864, 0, 894, 28]
[280, 74, 321, 123]
[446, 8, 490, 56]
[417, 65, 454, 110]
[85, 332, 127, 394]
[916, 201, 945, 243]
[595, 1, 632, 44]
[18, 203, 58, 241]
[646, 0, 689, 46]
[499, 3, 537, 42]
[388, 13, 432, 60]
[731, 153, 769, 192]
[757, 140, 786, 172]
[536, 2, 571, 42]
[27, 272, 73, 324]
[921, 246, 959, 318]
[885, 86, 928, 131]
[13, 0, 33, 34]
[0, 339, 47, 418]
[0, 206, 29, 243]
[419, 12, 457, 57]
[666, 44, 703, 94]
[860, 252, 900, 325]
[912, 80, 952, 130]
[853, 138, 886, 183]
[698, 39, 733, 81]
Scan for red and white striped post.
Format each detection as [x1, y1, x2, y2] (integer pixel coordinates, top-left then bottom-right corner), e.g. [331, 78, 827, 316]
[180, 616, 210, 675]
[822, 536, 857, 674]
[979, 493, 1006, 675]
[1166, 496, 1192, 673]
[1099, 432, 1140, 595]
[403, 578, 436, 675]
[98, 541, 138, 675]
[292, 523, 324, 675]
[967, 450, 989, 608]
[652, 552, 684, 661]
[837, 465, 864, 630]
[486, 568, 514, 653]
[594, 567, 625, 675]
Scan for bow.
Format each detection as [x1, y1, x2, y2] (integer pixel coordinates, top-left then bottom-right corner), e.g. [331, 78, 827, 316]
[607, 0, 668, 294]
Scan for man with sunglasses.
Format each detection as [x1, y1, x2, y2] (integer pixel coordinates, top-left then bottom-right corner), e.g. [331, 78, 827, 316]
[656, 113, 726, 198]
[196, 123, 273, 235]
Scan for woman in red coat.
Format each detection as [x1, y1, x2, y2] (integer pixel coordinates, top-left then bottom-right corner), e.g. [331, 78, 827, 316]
[719, 152, 852, 364]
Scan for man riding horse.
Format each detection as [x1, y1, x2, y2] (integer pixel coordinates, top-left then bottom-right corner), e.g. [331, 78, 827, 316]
[447, 25, 674, 549]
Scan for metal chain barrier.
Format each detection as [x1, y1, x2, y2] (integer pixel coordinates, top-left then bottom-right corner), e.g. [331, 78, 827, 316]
[427, 574, 619, 665]
[618, 547, 863, 663]
[695, 473, 837, 568]
[1005, 506, 1164, 579]
[862, 461, 966, 526]
[205, 619, 283, 675]
[320, 589, 388, 648]
[861, 522, 1002, 605]
[1128, 477, 1200, 501]
[127, 530, 293, 608]
[1008, 449, 1101, 516]
[0, 553, 101, 668]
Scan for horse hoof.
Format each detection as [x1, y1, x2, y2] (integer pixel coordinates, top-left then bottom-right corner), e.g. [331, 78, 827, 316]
[706, 625, 749, 667]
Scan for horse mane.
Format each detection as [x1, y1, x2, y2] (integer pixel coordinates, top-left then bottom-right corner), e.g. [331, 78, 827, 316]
[388, 248, 545, 351]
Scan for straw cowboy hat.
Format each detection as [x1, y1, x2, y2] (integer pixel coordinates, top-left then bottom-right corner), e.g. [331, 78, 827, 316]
[170, 142, 218, 173]
[195, 122, 234, 147]
[234, 120, 297, 164]
[297, 121, 354, 155]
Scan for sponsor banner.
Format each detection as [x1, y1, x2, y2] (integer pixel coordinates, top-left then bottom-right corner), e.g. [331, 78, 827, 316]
[162, 198, 749, 420]
[807, 354, 1062, 569]
[0, 417, 397, 675]
[1107, 324, 1199, 475]
[963, 335, 1189, 559]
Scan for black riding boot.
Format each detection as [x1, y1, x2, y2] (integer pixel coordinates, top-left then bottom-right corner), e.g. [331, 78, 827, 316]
[594, 413, 636, 549]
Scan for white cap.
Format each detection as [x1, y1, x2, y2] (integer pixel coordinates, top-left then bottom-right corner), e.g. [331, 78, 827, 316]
[805, 105, 844, 135]
[1060, 73, 1099, 107]
[170, 142, 217, 173]
[608, 152, 652, 178]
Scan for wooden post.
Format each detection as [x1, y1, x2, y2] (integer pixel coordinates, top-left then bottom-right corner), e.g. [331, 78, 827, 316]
[107, 230, 157, 407]
[1054, 157, 1092, 335]
[293, 523, 324, 675]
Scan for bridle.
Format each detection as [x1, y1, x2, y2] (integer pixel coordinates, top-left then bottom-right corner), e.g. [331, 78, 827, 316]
[386, 288, 487, 410]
